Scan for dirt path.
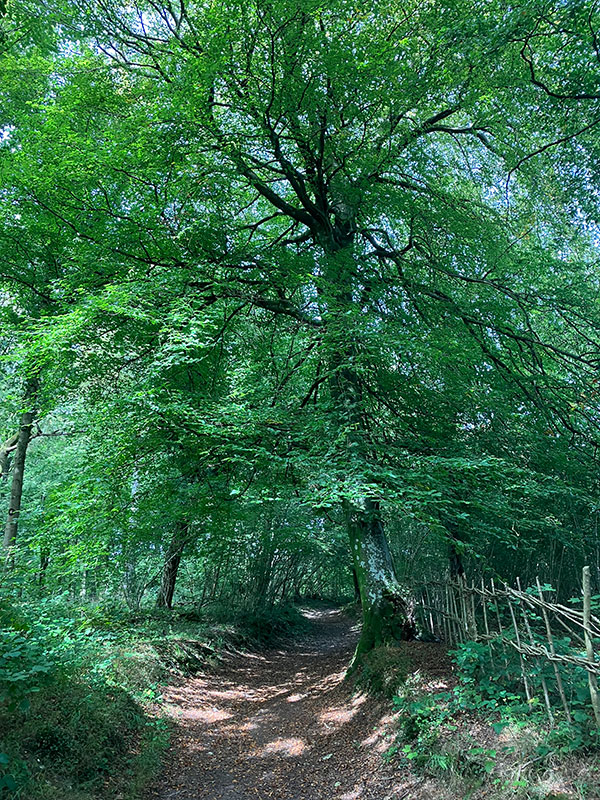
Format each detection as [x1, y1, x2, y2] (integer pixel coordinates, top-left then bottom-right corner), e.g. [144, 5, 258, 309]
[152, 609, 449, 800]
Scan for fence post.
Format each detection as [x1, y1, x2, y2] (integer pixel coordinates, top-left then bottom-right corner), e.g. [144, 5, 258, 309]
[458, 576, 470, 639]
[481, 578, 495, 669]
[582, 566, 600, 727]
[536, 577, 572, 724]
[490, 577, 509, 669]
[506, 590, 533, 704]
[450, 582, 464, 643]
[424, 585, 436, 638]
[444, 583, 453, 645]
[516, 577, 553, 726]
[468, 580, 478, 641]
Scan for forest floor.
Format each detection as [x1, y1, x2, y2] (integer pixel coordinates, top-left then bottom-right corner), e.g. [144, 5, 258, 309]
[150, 607, 454, 800]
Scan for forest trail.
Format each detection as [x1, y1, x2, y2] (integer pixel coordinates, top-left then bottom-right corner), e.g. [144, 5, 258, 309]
[152, 609, 451, 800]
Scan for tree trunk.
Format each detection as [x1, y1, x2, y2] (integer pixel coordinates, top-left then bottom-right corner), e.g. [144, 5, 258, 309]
[348, 499, 416, 667]
[320, 249, 416, 665]
[0, 432, 18, 482]
[325, 289, 414, 659]
[352, 565, 361, 604]
[3, 382, 37, 554]
[253, 537, 275, 608]
[449, 536, 465, 579]
[156, 521, 188, 609]
[38, 548, 50, 587]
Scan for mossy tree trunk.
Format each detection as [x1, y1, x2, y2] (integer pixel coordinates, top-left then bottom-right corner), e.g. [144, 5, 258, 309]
[347, 498, 416, 669]
[322, 248, 417, 668]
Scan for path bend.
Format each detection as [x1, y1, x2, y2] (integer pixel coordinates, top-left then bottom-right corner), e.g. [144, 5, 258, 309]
[153, 608, 448, 800]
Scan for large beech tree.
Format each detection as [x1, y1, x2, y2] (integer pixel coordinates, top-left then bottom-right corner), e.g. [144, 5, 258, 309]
[3, 0, 600, 659]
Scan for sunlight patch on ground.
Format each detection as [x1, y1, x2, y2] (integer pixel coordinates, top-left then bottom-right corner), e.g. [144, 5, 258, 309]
[339, 786, 364, 799]
[204, 684, 279, 702]
[359, 711, 399, 752]
[423, 677, 452, 692]
[306, 669, 347, 694]
[359, 731, 379, 748]
[300, 608, 342, 620]
[242, 707, 277, 732]
[179, 706, 233, 723]
[535, 777, 575, 796]
[318, 705, 358, 727]
[351, 694, 367, 708]
[258, 737, 308, 757]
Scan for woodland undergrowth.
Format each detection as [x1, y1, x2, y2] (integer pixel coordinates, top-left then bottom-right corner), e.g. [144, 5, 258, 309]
[0, 596, 307, 800]
[365, 642, 600, 800]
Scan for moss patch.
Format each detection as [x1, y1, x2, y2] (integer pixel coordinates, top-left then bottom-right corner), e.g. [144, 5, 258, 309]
[355, 644, 409, 697]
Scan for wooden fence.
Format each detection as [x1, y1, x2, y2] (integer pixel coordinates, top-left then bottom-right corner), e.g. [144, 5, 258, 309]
[414, 566, 600, 726]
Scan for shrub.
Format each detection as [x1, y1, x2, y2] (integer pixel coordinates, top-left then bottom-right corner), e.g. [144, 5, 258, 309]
[212, 602, 309, 646]
[0, 629, 55, 712]
[0, 603, 167, 800]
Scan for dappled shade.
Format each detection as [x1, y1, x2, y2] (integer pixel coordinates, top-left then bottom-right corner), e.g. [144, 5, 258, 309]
[153, 609, 453, 800]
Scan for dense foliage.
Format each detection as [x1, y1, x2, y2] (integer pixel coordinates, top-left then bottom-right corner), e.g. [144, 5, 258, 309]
[3, 0, 600, 795]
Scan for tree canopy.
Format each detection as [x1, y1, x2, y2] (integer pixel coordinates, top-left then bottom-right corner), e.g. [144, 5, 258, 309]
[1, 0, 600, 661]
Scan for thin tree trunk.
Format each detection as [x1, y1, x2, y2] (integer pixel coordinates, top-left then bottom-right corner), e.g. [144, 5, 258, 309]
[156, 521, 189, 609]
[254, 545, 275, 608]
[38, 549, 50, 587]
[0, 432, 18, 482]
[3, 381, 37, 554]
[209, 555, 223, 602]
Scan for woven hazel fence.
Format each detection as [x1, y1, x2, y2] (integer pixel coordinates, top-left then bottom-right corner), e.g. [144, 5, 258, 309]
[415, 566, 600, 727]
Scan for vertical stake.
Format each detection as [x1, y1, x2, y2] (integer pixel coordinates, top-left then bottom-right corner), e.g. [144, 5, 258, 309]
[516, 577, 553, 726]
[481, 578, 495, 669]
[424, 584, 435, 637]
[583, 566, 600, 727]
[469, 580, 478, 641]
[506, 589, 533, 704]
[458, 576, 469, 638]
[536, 577, 572, 724]
[444, 583, 453, 645]
[451, 582, 464, 643]
[491, 577, 509, 669]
